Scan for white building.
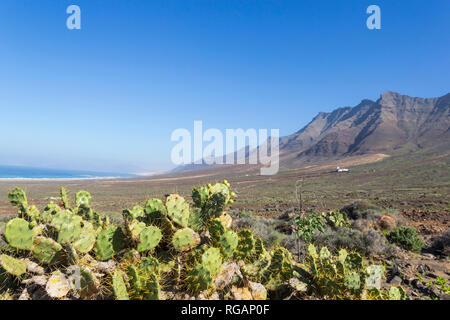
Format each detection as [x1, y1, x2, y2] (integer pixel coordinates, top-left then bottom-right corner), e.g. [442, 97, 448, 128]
[336, 166, 349, 172]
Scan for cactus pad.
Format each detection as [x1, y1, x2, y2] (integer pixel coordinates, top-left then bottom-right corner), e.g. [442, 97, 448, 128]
[166, 194, 190, 228]
[0, 254, 27, 277]
[4, 218, 34, 250]
[73, 221, 97, 253]
[172, 228, 200, 252]
[136, 226, 162, 252]
[75, 190, 92, 207]
[32, 236, 63, 265]
[93, 225, 125, 261]
[112, 270, 129, 300]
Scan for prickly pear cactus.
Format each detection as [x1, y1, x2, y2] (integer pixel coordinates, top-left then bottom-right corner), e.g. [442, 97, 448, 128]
[202, 247, 222, 276]
[0, 254, 27, 277]
[60, 187, 70, 209]
[184, 264, 213, 293]
[93, 226, 125, 261]
[343, 271, 361, 290]
[218, 230, 239, 259]
[126, 219, 146, 242]
[208, 219, 225, 243]
[166, 194, 190, 228]
[73, 221, 97, 253]
[144, 198, 167, 222]
[387, 286, 406, 300]
[57, 215, 82, 244]
[143, 274, 161, 300]
[112, 270, 129, 300]
[234, 229, 256, 261]
[172, 227, 201, 252]
[75, 190, 92, 207]
[192, 185, 209, 208]
[8, 187, 28, 209]
[32, 236, 63, 265]
[365, 265, 385, 289]
[123, 205, 144, 221]
[4, 218, 34, 250]
[266, 247, 294, 281]
[136, 226, 162, 252]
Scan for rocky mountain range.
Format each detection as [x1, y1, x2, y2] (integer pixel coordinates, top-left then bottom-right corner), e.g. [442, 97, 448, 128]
[175, 91, 450, 173]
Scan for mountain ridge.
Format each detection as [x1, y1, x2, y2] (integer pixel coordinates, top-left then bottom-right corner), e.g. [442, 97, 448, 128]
[174, 91, 450, 173]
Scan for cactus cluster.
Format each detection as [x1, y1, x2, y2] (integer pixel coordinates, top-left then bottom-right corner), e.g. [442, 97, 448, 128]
[0, 182, 406, 300]
[292, 243, 406, 300]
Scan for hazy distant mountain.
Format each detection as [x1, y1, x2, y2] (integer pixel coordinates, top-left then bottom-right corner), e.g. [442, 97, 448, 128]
[174, 91, 450, 173]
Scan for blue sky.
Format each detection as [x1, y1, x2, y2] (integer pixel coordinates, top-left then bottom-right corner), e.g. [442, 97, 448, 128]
[0, 0, 448, 173]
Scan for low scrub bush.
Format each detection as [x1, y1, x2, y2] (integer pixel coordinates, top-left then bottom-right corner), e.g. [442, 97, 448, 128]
[313, 227, 386, 256]
[386, 226, 424, 253]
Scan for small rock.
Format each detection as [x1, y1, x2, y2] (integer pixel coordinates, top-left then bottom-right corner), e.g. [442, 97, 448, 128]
[416, 264, 431, 274]
[440, 293, 450, 300]
[18, 289, 30, 300]
[388, 275, 403, 285]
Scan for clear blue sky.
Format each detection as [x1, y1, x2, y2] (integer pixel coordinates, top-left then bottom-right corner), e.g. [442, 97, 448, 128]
[0, 0, 448, 173]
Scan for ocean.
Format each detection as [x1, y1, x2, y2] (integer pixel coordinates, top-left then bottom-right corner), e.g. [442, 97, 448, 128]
[0, 165, 136, 179]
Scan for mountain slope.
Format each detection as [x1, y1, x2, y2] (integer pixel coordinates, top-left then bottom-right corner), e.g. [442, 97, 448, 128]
[174, 91, 450, 173]
[280, 91, 449, 166]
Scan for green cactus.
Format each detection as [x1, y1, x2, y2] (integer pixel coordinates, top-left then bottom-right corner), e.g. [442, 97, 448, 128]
[266, 247, 294, 282]
[126, 219, 146, 242]
[144, 198, 167, 223]
[242, 252, 271, 281]
[136, 226, 162, 252]
[143, 273, 161, 300]
[4, 218, 34, 250]
[75, 190, 92, 207]
[32, 236, 63, 265]
[40, 202, 60, 223]
[184, 264, 213, 293]
[57, 215, 83, 244]
[60, 187, 70, 209]
[128, 264, 143, 294]
[26, 205, 40, 221]
[166, 194, 190, 228]
[93, 225, 125, 261]
[77, 267, 100, 299]
[343, 271, 361, 290]
[8, 187, 28, 209]
[387, 286, 406, 300]
[50, 210, 73, 230]
[208, 219, 225, 243]
[234, 229, 255, 261]
[172, 227, 201, 252]
[123, 205, 144, 221]
[139, 256, 160, 275]
[112, 270, 129, 300]
[73, 221, 97, 253]
[63, 242, 79, 265]
[192, 185, 209, 208]
[202, 247, 222, 276]
[365, 265, 385, 289]
[217, 230, 238, 259]
[0, 254, 27, 277]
